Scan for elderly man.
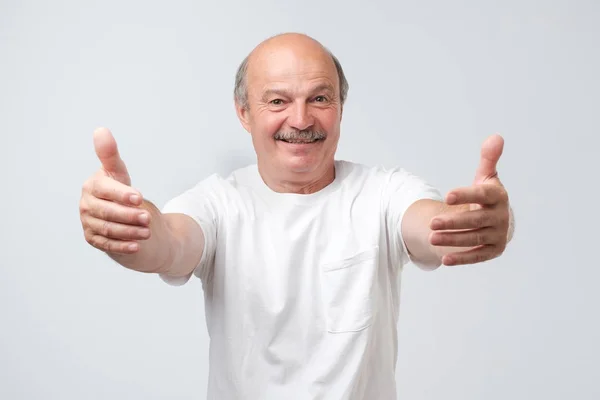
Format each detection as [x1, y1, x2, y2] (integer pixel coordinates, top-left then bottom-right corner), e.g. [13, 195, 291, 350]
[80, 33, 514, 399]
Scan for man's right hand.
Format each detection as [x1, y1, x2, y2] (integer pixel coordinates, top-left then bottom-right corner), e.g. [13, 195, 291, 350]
[79, 127, 152, 255]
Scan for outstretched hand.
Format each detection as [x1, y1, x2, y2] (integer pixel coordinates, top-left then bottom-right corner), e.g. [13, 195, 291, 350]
[79, 128, 152, 255]
[429, 134, 511, 266]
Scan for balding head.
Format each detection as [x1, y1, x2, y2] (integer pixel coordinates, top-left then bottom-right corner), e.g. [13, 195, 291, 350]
[234, 33, 349, 110]
[234, 33, 346, 188]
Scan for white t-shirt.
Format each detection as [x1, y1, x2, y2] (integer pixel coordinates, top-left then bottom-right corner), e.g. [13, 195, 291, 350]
[160, 160, 442, 400]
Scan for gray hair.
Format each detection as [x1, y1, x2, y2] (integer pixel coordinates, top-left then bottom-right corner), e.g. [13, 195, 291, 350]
[234, 49, 349, 110]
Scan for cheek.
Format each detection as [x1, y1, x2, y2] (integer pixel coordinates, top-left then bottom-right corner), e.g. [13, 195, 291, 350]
[318, 109, 341, 135]
[265, 118, 283, 137]
[254, 112, 286, 139]
[249, 112, 286, 156]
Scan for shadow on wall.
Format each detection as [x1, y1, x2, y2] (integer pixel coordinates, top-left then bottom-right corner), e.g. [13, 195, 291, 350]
[214, 148, 257, 177]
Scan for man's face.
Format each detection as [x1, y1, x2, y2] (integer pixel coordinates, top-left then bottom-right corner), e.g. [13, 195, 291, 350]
[236, 43, 342, 176]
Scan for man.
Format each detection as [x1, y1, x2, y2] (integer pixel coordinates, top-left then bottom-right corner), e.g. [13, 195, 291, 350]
[79, 33, 514, 399]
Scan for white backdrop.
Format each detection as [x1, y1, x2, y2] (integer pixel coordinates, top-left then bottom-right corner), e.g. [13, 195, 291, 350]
[1, 0, 598, 399]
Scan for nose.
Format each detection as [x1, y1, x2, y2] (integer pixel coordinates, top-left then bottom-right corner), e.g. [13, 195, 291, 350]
[287, 101, 314, 131]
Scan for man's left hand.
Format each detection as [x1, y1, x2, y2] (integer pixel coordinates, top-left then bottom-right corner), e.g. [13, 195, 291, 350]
[429, 134, 511, 266]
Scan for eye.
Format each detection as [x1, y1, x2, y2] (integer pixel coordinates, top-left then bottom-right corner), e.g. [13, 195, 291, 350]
[314, 95, 327, 103]
[270, 99, 284, 105]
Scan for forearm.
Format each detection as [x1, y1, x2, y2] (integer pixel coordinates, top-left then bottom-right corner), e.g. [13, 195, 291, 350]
[402, 200, 469, 268]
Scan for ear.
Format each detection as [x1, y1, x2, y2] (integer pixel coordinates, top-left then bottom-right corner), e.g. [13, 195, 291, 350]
[235, 101, 252, 133]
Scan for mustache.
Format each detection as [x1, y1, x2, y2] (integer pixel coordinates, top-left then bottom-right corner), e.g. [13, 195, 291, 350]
[274, 130, 327, 141]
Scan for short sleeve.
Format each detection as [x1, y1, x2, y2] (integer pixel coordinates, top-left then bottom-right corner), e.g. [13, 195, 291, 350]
[158, 175, 221, 286]
[384, 168, 443, 268]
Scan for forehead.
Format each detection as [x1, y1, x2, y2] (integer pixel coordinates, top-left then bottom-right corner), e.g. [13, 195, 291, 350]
[247, 46, 338, 92]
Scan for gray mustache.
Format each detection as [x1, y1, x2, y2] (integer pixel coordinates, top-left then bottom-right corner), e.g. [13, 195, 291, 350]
[274, 130, 326, 141]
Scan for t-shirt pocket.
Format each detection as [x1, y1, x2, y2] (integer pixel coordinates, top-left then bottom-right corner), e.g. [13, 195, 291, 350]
[320, 246, 379, 333]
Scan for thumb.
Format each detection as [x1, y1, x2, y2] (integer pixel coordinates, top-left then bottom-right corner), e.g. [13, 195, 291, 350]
[474, 134, 504, 184]
[93, 127, 131, 185]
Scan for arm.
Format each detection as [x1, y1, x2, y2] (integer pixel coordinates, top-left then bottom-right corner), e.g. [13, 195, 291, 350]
[80, 127, 204, 280]
[402, 197, 514, 269]
[402, 134, 514, 269]
[106, 201, 205, 279]
[401, 200, 465, 269]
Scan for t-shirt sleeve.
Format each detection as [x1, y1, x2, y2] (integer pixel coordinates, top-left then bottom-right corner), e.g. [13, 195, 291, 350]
[384, 167, 443, 268]
[158, 175, 221, 286]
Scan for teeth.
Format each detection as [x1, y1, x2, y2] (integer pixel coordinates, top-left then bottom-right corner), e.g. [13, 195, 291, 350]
[283, 139, 316, 143]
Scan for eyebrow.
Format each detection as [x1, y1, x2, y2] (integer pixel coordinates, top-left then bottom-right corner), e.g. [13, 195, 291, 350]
[261, 89, 290, 102]
[310, 83, 335, 96]
[260, 83, 336, 102]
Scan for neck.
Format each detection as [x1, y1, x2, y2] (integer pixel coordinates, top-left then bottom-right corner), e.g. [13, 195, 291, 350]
[258, 161, 335, 194]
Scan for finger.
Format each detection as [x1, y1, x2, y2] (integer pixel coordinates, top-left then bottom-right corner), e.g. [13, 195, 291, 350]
[86, 232, 140, 254]
[93, 127, 131, 185]
[84, 175, 143, 206]
[446, 184, 507, 206]
[430, 227, 496, 247]
[442, 245, 501, 266]
[81, 195, 151, 226]
[85, 215, 151, 241]
[430, 209, 498, 230]
[474, 134, 504, 184]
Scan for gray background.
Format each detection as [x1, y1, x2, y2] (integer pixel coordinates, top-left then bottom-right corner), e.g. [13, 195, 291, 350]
[1, 0, 598, 399]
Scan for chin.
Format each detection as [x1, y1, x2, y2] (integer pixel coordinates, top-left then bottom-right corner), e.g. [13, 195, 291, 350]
[281, 156, 321, 174]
